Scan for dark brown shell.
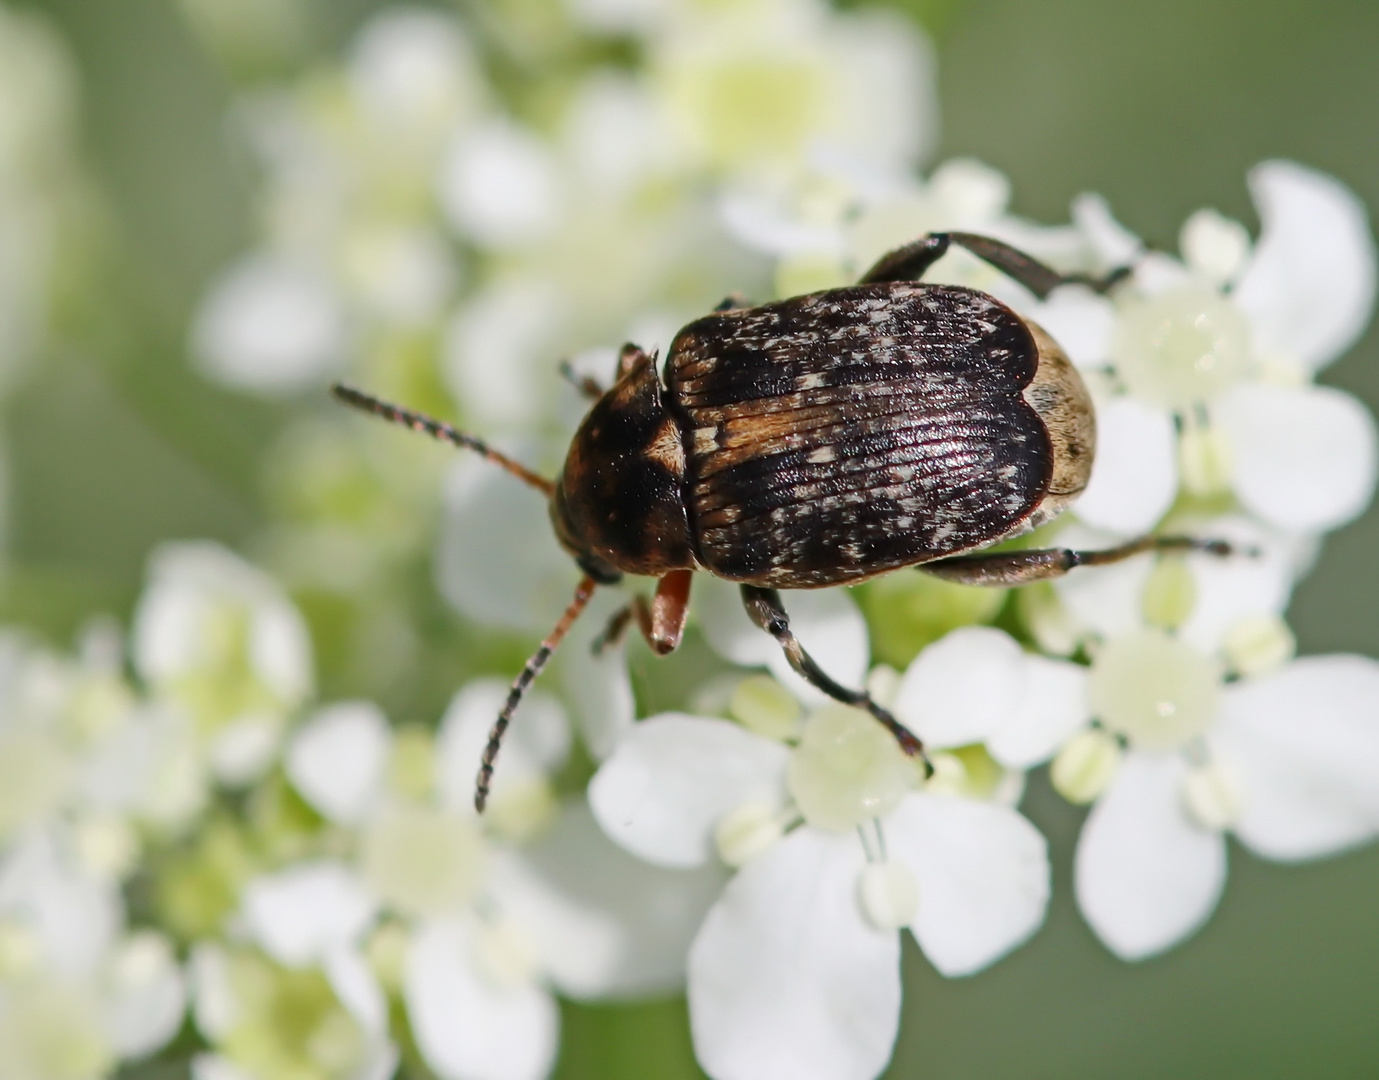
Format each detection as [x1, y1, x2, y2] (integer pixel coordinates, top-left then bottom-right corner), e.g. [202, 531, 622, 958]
[553, 352, 696, 578]
[665, 282, 1057, 587]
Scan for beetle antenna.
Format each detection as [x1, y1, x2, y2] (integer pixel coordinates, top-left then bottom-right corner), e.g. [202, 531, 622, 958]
[332, 383, 556, 497]
[475, 574, 597, 813]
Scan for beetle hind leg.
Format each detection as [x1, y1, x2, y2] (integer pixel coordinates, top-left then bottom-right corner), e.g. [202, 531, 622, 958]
[859, 231, 1130, 300]
[740, 585, 932, 773]
[919, 534, 1244, 587]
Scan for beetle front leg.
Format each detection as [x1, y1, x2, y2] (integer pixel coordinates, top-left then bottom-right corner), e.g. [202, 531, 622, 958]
[859, 231, 1130, 300]
[740, 585, 931, 770]
[593, 570, 693, 656]
[919, 535, 1240, 587]
[559, 359, 605, 400]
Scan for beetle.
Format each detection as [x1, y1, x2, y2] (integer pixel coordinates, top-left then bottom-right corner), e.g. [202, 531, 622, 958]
[335, 231, 1231, 811]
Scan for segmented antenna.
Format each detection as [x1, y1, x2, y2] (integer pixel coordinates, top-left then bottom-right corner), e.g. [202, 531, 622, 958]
[331, 383, 556, 496]
[475, 575, 597, 813]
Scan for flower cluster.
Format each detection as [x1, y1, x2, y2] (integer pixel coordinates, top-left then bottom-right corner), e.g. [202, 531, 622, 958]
[573, 158, 1379, 1077]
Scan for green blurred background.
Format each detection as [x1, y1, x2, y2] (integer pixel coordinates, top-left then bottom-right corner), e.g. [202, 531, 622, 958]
[8, 1, 1378, 1077]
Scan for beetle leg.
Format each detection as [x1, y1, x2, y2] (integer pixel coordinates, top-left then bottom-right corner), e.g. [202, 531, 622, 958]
[591, 570, 694, 656]
[714, 293, 750, 312]
[858, 231, 1130, 300]
[919, 535, 1243, 587]
[740, 585, 932, 772]
[616, 342, 652, 380]
[590, 603, 635, 654]
[559, 359, 605, 400]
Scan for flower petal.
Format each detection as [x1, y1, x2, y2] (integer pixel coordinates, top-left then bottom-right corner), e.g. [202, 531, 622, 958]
[0, 831, 120, 978]
[1215, 382, 1377, 533]
[435, 679, 570, 813]
[488, 798, 726, 999]
[1071, 193, 1142, 268]
[191, 253, 346, 394]
[1053, 522, 1154, 642]
[1026, 285, 1115, 370]
[989, 656, 1091, 769]
[1234, 160, 1376, 371]
[241, 861, 377, 966]
[894, 627, 1024, 748]
[1178, 515, 1301, 654]
[102, 932, 186, 1058]
[1213, 655, 1379, 861]
[324, 946, 390, 1039]
[1074, 752, 1226, 960]
[554, 590, 636, 761]
[687, 828, 901, 1080]
[588, 715, 789, 868]
[285, 702, 390, 826]
[405, 918, 559, 1080]
[885, 793, 1049, 975]
[696, 575, 869, 705]
[1073, 396, 1178, 535]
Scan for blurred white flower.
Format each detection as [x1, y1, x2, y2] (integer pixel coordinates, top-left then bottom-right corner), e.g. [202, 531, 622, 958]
[133, 542, 314, 787]
[0, 626, 206, 861]
[190, 939, 395, 1080]
[439, 119, 563, 251]
[650, 0, 936, 184]
[347, 7, 485, 143]
[263, 687, 719, 1080]
[0, 831, 186, 1076]
[590, 690, 1048, 1080]
[193, 253, 348, 394]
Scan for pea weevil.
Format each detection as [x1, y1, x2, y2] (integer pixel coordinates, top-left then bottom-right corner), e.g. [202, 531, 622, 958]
[334, 231, 1233, 811]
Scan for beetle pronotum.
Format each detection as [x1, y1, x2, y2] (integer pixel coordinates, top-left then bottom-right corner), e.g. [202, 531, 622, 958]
[335, 231, 1233, 812]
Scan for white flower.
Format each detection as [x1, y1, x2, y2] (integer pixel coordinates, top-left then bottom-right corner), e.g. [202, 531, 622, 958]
[132, 542, 314, 786]
[0, 628, 204, 858]
[649, 0, 936, 183]
[346, 7, 485, 144]
[439, 119, 563, 251]
[1050, 161, 1378, 538]
[190, 940, 395, 1080]
[193, 252, 348, 395]
[900, 588, 1379, 960]
[267, 687, 719, 1080]
[589, 700, 1049, 1080]
[0, 831, 186, 1075]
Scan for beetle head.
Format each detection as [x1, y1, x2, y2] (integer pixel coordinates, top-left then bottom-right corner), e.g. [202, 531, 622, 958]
[550, 349, 697, 580]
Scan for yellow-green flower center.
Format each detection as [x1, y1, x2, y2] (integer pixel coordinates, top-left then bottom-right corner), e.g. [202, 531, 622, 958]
[786, 705, 915, 832]
[1089, 630, 1221, 751]
[360, 804, 485, 917]
[1113, 289, 1250, 409]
